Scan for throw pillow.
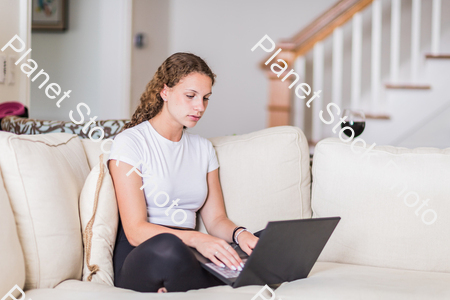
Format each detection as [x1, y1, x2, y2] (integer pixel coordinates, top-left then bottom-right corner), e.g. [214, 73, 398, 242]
[0, 132, 90, 290]
[80, 153, 119, 286]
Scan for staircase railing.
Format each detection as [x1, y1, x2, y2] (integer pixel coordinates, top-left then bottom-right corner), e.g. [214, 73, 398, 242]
[261, 0, 446, 144]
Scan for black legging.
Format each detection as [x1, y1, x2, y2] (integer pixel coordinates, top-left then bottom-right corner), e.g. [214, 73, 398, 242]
[113, 218, 225, 292]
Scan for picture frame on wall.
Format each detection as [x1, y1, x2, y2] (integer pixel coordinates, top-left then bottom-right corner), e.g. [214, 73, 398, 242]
[32, 0, 68, 32]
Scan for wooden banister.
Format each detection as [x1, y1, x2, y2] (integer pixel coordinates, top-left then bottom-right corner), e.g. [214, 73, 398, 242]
[260, 0, 373, 69]
[261, 0, 375, 127]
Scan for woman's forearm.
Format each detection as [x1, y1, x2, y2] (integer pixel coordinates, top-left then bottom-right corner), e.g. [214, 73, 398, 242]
[128, 221, 199, 248]
[205, 216, 238, 243]
[128, 217, 240, 249]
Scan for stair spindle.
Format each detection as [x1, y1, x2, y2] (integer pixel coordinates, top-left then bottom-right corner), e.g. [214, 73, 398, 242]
[390, 0, 401, 83]
[351, 12, 362, 110]
[332, 27, 343, 110]
[294, 56, 306, 130]
[411, 0, 421, 82]
[371, 0, 382, 113]
[431, 0, 441, 54]
[312, 41, 324, 142]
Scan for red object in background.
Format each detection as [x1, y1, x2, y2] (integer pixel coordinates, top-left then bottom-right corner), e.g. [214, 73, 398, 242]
[0, 102, 26, 119]
[0, 102, 28, 131]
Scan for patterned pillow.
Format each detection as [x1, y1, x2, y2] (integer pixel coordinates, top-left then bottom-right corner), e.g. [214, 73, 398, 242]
[0, 116, 129, 139]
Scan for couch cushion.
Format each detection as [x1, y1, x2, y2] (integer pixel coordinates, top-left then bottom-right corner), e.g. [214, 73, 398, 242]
[80, 154, 118, 286]
[0, 132, 91, 290]
[312, 138, 450, 272]
[24, 279, 264, 300]
[29, 263, 450, 300]
[276, 262, 450, 300]
[201, 126, 311, 233]
[0, 169, 25, 298]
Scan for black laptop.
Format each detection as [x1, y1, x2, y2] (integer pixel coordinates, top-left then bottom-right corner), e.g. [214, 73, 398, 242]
[190, 217, 340, 288]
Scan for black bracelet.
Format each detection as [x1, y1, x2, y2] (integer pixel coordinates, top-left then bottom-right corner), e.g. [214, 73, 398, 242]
[232, 226, 246, 244]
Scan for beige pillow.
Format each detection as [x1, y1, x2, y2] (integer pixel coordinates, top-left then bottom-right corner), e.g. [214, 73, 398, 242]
[0, 169, 25, 298]
[80, 154, 118, 286]
[197, 126, 311, 233]
[0, 132, 90, 290]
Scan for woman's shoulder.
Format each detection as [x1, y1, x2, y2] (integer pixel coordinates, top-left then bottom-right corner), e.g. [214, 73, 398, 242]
[113, 122, 148, 145]
[118, 121, 148, 136]
[184, 130, 213, 148]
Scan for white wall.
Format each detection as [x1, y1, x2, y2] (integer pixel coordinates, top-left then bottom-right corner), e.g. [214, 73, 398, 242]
[29, 0, 337, 135]
[30, 0, 131, 121]
[130, 0, 170, 113]
[397, 103, 450, 149]
[0, 0, 30, 107]
[168, 0, 335, 138]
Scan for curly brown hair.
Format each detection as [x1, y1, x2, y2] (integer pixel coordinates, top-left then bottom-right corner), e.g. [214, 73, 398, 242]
[121, 52, 216, 132]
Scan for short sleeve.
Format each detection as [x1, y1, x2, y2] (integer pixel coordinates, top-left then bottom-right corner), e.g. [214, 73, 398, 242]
[108, 131, 144, 171]
[207, 140, 219, 173]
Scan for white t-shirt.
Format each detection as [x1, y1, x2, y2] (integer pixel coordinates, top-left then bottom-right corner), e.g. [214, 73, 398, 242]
[107, 120, 219, 229]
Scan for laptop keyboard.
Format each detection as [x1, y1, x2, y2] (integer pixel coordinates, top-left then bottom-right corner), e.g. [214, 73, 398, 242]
[205, 258, 248, 279]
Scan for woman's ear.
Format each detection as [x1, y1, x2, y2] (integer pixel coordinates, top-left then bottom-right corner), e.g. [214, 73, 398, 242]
[160, 84, 169, 101]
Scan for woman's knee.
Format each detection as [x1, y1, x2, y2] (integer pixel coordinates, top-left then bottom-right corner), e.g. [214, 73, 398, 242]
[144, 232, 183, 245]
[142, 232, 183, 249]
[119, 233, 195, 279]
[138, 233, 191, 262]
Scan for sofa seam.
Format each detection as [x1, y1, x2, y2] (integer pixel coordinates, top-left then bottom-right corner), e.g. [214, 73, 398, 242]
[12, 134, 79, 148]
[211, 128, 301, 148]
[295, 131, 304, 219]
[9, 135, 41, 288]
[317, 138, 450, 156]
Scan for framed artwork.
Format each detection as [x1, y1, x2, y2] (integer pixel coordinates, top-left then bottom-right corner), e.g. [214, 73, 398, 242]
[32, 0, 68, 32]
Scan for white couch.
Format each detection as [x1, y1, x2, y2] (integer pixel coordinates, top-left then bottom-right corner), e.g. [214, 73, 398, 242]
[1, 126, 449, 300]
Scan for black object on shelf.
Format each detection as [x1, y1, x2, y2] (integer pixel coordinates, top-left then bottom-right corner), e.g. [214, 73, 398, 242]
[19, 106, 29, 118]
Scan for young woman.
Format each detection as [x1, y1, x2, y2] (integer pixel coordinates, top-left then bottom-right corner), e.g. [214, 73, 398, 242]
[108, 53, 259, 293]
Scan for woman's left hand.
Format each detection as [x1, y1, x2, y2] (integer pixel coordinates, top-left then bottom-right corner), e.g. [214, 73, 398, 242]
[237, 231, 259, 256]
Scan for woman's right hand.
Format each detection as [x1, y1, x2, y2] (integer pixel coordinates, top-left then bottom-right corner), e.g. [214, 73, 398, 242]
[193, 232, 244, 271]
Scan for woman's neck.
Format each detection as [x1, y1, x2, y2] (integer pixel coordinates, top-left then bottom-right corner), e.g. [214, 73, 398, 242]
[149, 115, 183, 143]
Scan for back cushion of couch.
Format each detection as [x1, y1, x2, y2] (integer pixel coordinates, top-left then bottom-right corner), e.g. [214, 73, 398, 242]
[313, 138, 450, 273]
[201, 126, 311, 233]
[0, 132, 91, 290]
[0, 169, 25, 297]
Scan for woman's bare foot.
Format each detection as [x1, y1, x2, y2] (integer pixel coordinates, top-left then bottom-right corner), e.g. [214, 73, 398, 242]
[157, 287, 167, 293]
